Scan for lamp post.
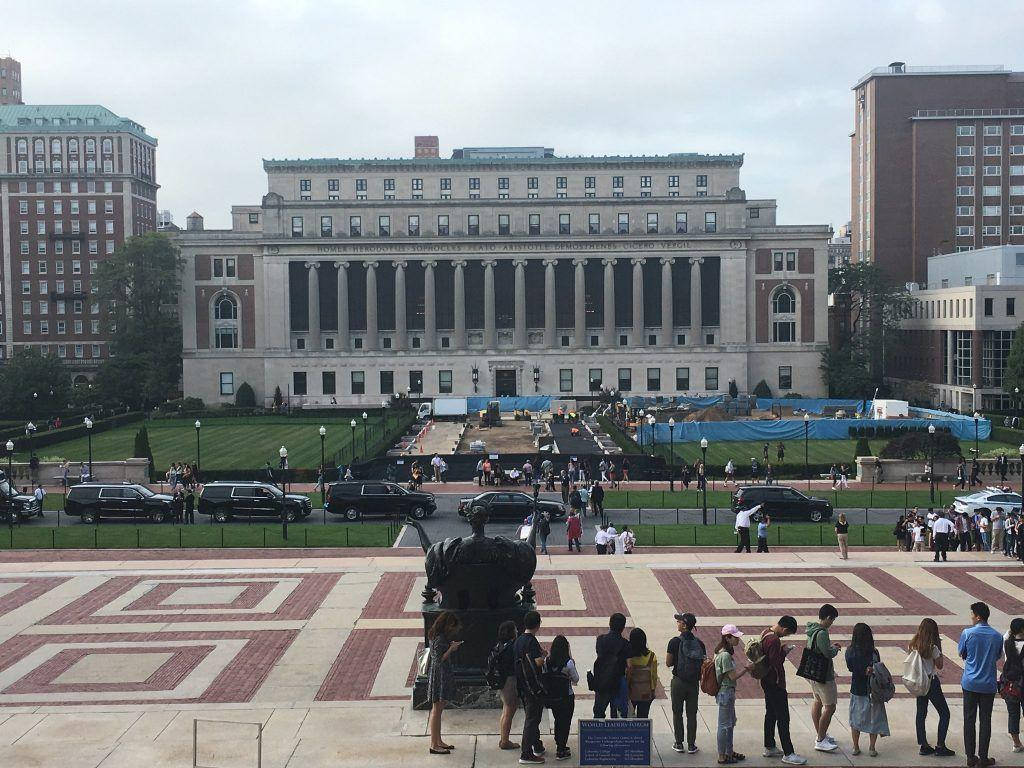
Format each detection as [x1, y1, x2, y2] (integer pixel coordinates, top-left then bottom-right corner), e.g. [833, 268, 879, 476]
[194, 420, 201, 475]
[319, 425, 327, 499]
[350, 419, 357, 463]
[973, 412, 981, 458]
[279, 445, 288, 494]
[637, 409, 644, 452]
[84, 418, 94, 479]
[381, 401, 389, 434]
[1019, 444, 1024, 498]
[1016, 387, 1021, 427]
[803, 413, 810, 482]
[646, 414, 656, 458]
[25, 421, 36, 459]
[928, 424, 936, 506]
[4, 440, 12, 531]
[668, 417, 676, 491]
[700, 437, 709, 525]
[362, 411, 368, 459]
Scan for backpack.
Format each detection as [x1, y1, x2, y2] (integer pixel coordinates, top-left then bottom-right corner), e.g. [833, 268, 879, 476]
[745, 632, 770, 680]
[699, 658, 720, 696]
[869, 657, 895, 704]
[627, 656, 655, 701]
[901, 650, 931, 698]
[516, 648, 560, 707]
[673, 636, 704, 684]
[485, 640, 513, 690]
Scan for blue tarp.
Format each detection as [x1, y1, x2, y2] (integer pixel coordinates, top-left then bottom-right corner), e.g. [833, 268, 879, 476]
[754, 398, 869, 415]
[466, 396, 552, 413]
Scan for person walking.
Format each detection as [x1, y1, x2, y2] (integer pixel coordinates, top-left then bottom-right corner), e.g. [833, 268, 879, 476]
[846, 622, 889, 756]
[515, 610, 546, 764]
[426, 611, 462, 755]
[908, 618, 955, 756]
[171, 489, 184, 524]
[734, 503, 757, 554]
[760, 615, 805, 765]
[959, 601, 1003, 768]
[559, 471, 570, 504]
[590, 481, 604, 520]
[537, 512, 551, 555]
[979, 513, 991, 552]
[491, 620, 520, 752]
[807, 605, 841, 753]
[32, 484, 45, 518]
[725, 459, 735, 485]
[1004, 617, 1024, 754]
[625, 628, 658, 718]
[933, 511, 954, 562]
[957, 458, 968, 490]
[756, 515, 771, 553]
[777, 442, 785, 465]
[565, 510, 582, 553]
[666, 612, 705, 754]
[715, 624, 751, 765]
[835, 513, 850, 560]
[542, 634, 578, 761]
[593, 612, 630, 720]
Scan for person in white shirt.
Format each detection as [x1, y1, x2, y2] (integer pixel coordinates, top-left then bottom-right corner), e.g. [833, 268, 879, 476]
[931, 511, 955, 562]
[32, 484, 46, 518]
[913, 523, 925, 552]
[430, 453, 443, 482]
[734, 504, 759, 553]
[991, 508, 1004, 554]
[595, 525, 611, 555]
[725, 459, 735, 485]
[926, 511, 937, 550]
[617, 526, 636, 555]
[605, 524, 618, 554]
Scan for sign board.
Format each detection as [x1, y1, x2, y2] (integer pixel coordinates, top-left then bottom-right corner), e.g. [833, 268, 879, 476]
[489, 454, 499, 460]
[579, 718, 651, 766]
[396, 460, 405, 465]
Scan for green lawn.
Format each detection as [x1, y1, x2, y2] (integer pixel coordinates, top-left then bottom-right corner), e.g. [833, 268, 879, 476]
[617, 524, 893, 547]
[0, 523, 395, 549]
[17, 415, 402, 470]
[604, 487, 982, 509]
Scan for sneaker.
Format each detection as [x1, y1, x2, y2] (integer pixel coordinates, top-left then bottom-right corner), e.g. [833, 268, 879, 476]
[920, 745, 935, 756]
[673, 743, 686, 753]
[555, 749, 571, 761]
[824, 735, 837, 746]
[1012, 742, 1024, 754]
[763, 748, 784, 758]
[782, 755, 807, 766]
[533, 743, 546, 756]
[687, 745, 699, 754]
[814, 739, 838, 752]
[934, 746, 956, 757]
[519, 756, 545, 765]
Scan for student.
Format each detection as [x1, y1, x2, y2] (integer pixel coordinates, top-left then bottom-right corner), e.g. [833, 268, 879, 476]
[492, 621, 520, 752]
[908, 618, 954, 756]
[595, 524, 610, 555]
[725, 459, 735, 485]
[835, 513, 850, 560]
[757, 515, 771, 553]
[537, 512, 551, 555]
[991, 508, 1005, 553]
[593, 613, 630, 720]
[806, 605, 841, 753]
[760, 615, 806, 765]
[590, 481, 605, 519]
[515, 610, 547, 765]
[666, 612, 705, 754]
[978, 513, 991, 552]
[894, 514, 907, 552]
[846, 622, 889, 756]
[605, 523, 618, 554]
[625, 628, 658, 718]
[913, 518, 926, 552]
[543, 635, 578, 761]
[932, 511, 954, 562]
[1005, 617, 1024, 754]
[565, 510, 583, 553]
[715, 624, 751, 765]
[426, 611, 463, 755]
[959, 601, 1003, 767]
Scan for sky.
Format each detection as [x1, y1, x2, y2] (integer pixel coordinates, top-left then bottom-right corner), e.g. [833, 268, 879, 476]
[4, 0, 1023, 230]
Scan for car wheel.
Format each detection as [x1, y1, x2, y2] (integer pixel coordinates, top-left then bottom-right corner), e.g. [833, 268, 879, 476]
[284, 509, 297, 523]
[344, 506, 360, 522]
[150, 511, 165, 524]
[81, 512, 95, 524]
[213, 508, 230, 524]
[410, 505, 427, 520]
[810, 509, 824, 523]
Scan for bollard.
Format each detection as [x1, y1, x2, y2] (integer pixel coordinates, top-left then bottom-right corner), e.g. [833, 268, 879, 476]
[675, 508, 679, 525]
[51, 529, 55, 549]
[220, 528, 224, 547]
[137, 529, 141, 549]
[263, 528, 267, 547]
[819, 525, 823, 545]
[94, 527, 98, 548]
[693, 526, 697, 546]
[179, 528, 183, 548]
[346, 528, 350, 546]
[304, 528, 308, 547]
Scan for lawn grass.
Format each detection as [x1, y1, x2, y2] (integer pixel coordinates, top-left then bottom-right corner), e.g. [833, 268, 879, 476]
[618, 524, 893, 547]
[0, 523, 395, 549]
[603, 487, 979, 510]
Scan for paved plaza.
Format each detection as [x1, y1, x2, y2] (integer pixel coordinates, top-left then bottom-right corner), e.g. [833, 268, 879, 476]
[0, 546, 1021, 767]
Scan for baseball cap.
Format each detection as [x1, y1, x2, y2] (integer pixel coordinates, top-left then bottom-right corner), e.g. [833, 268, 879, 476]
[673, 612, 697, 628]
[721, 624, 744, 638]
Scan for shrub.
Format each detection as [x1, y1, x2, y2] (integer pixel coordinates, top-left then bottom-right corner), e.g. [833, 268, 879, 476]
[133, 425, 154, 469]
[157, 397, 205, 414]
[879, 430, 961, 460]
[854, 437, 872, 458]
[752, 379, 772, 398]
[235, 382, 256, 408]
[273, 386, 283, 409]
[728, 379, 739, 399]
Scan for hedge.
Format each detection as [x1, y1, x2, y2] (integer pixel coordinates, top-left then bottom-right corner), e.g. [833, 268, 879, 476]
[3, 412, 144, 454]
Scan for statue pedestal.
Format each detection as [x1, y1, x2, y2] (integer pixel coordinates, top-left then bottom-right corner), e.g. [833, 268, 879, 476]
[412, 600, 535, 710]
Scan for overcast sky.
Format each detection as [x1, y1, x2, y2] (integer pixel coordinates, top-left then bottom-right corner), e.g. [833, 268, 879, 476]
[4, 0, 1023, 230]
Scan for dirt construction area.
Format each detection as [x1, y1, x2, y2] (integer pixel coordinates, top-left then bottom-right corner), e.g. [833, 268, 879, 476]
[455, 415, 539, 453]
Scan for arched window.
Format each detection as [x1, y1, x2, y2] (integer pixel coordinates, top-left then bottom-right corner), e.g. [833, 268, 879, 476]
[68, 138, 78, 154]
[101, 138, 112, 154]
[50, 138, 61, 154]
[771, 286, 797, 343]
[16, 138, 27, 154]
[213, 294, 238, 349]
[33, 138, 44, 154]
[85, 138, 96, 154]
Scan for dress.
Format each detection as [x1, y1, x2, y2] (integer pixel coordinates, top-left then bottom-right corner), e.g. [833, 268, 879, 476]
[427, 633, 456, 704]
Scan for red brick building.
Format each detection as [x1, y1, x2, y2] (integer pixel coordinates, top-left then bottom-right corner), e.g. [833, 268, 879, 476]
[0, 58, 22, 106]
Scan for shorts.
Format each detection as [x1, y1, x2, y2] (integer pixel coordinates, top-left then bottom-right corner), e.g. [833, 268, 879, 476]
[499, 675, 518, 709]
[809, 677, 838, 706]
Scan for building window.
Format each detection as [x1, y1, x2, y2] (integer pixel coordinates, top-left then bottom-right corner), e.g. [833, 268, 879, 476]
[382, 337, 392, 349]
[225, 258, 235, 278]
[704, 212, 717, 233]
[411, 178, 423, 192]
[219, 372, 234, 396]
[646, 367, 660, 391]
[585, 176, 595, 189]
[468, 177, 480, 190]
[440, 178, 451, 191]
[984, 166, 1002, 177]
[527, 177, 538, 190]
[1008, 298, 1016, 316]
[320, 216, 333, 237]
[668, 175, 679, 188]
[778, 365, 793, 390]
[640, 175, 652, 188]
[437, 215, 449, 236]
[409, 370, 423, 393]
[674, 212, 688, 234]
[467, 214, 479, 235]
[437, 370, 453, 394]
[497, 177, 509, 190]
[559, 213, 570, 234]
[648, 334, 657, 345]
[984, 297, 994, 316]
[299, 179, 311, 193]
[704, 366, 719, 391]
[322, 371, 336, 395]
[556, 176, 567, 190]
[696, 174, 708, 189]
[957, 125, 976, 136]
[214, 294, 239, 349]
[378, 215, 390, 236]
[408, 215, 420, 236]
[612, 176, 623, 189]
[617, 368, 632, 392]
[380, 370, 394, 394]
[559, 369, 573, 392]
[646, 212, 658, 233]
[619, 334, 628, 346]
[674, 367, 690, 391]
[248, 212, 259, 224]
[957, 165, 976, 176]
[561, 335, 570, 347]
[957, 145, 975, 157]
[748, 208, 760, 219]
[529, 213, 541, 235]
[498, 214, 510, 235]
[771, 286, 797, 342]
[291, 216, 303, 237]
[982, 330, 1015, 387]
[588, 369, 602, 390]
[985, 125, 1002, 136]
[617, 213, 629, 234]
[328, 179, 339, 192]
[349, 370, 365, 395]
[293, 371, 307, 396]
[349, 216, 361, 237]
[984, 145, 1003, 156]
[590, 335, 599, 347]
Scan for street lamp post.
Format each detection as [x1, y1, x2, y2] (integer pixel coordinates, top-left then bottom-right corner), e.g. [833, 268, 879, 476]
[646, 414, 655, 457]
[803, 413, 810, 483]
[350, 419, 357, 464]
[194, 420, 202, 476]
[700, 437, 709, 525]
[381, 401, 389, 434]
[279, 445, 288, 494]
[637, 409, 644, 452]
[928, 425, 936, 506]
[4, 440, 12, 531]
[1016, 387, 1021, 427]
[362, 411, 369, 459]
[668, 417, 676, 492]
[319, 426, 327, 500]
[25, 421, 36, 459]
[1019, 444, 1024, 498]
[84, 418, 94, 480]
[973, 412, 981, 458]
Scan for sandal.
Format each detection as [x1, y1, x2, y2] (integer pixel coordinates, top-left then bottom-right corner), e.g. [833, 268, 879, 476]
[852, 748, 861, 756]
[429, 747, 450, 755]
[499, 741, 520, 750]
[869, 748, 878, 757]
[440, 743, 455, 750]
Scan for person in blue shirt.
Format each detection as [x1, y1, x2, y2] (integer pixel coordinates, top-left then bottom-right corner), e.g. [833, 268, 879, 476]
[757, 515, 771, 553]
[958, 601, 1004, 767]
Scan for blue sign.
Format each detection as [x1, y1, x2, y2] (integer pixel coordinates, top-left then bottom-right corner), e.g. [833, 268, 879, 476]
[579, 718, 651, 766]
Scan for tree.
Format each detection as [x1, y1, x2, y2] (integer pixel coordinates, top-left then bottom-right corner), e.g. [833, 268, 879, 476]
[235, 382, 256, 407]
[133, 425, 154, 471]
[0, 348, 71, 419]
[752, 379, 772, 398]
[820, 344, 873, 399]
[94, 233, 184, 409]
[1003, 322, 1024, 398]
[728, 379, 739, 399]
[273, 386, 283, 409]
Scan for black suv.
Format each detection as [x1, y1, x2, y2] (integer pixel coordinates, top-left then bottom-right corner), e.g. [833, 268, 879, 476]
[0, 473, 42, 522]
[730, 485, 833, 523]
[457, 491, 566, 521]
[198, 481, 312, 523]
[65, 483, 174, 524]
[326, 481, 436, 521]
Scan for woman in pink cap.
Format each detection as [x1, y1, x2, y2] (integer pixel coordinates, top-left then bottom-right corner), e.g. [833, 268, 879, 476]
[715, 624, 753, 765]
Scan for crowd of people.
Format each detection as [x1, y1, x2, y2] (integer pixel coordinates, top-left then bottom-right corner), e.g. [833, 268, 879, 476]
[894, 503, 1024, 563]
[423, 602, 1024, 767]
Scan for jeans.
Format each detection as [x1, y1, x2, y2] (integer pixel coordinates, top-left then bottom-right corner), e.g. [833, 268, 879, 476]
[550, 696, 574, 750]
[632, 699, 653, 718]
[757, 536, 769, 553]
[520, 693, 544, 759]
[593, 677, 627, 719]
[963, 689, 995, 761]
[735, 527, 751, 553]
[916, 676, 950, 747]
[761, 681, 794, 755]
[717, 686, 737, 757]
[671, 677, 699, 748]
[981, 532, 990, 550]
[539, 534, 548, 554]
[1008, 697, 1023, 736]
[1005, 533, 1014, 556]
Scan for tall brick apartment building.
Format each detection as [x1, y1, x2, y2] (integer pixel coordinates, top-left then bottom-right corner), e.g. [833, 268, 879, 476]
[0, 105, 158, 372]
[0, 58, 22, 105]
[851, 63, 1024, 285]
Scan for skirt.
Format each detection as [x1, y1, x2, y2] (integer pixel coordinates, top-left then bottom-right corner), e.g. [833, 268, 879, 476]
[849, 693, 889, 736]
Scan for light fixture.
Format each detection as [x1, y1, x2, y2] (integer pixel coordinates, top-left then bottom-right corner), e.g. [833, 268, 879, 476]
[279, 445, 288, 459]
[668, 417, 676, 428]
[928, 424, 936, 435]
[350, 419, 357, 428]
[803, 413, 810, 422]
[4, 440, 12, 452]
[84, 418, 93, 429]
[319, 425, 326, 437]
[700, 437, 709, 449]
[195, 420, 201, 430]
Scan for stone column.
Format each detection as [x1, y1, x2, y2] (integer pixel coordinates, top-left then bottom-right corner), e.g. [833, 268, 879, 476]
[393, 260, 407, 350]
[574, 258, 587, 348]
[453, 260, 467, 349]
[305, 261, 320, 350]
[483, 259, 497, 349]
[544, 258, 557, 348]
[661, 257, 674, 345]
[631, 258, 645, 343]
[689, 257, 703, 342]
[513, 259, 527, 348]
[603, 258, 616, 346]
[423, 260, 436, 350]
[947, 329, 955, 385]
[334, 262, 349, 351]
[364, 261, 378, 351]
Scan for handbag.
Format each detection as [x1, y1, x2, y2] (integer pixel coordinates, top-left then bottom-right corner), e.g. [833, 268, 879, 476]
[795, 629, 829, 684]
[417, 647, 430, 677]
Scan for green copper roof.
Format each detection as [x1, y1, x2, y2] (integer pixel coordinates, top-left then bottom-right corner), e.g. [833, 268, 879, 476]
[0, 105, 157, 144]
[263, 152, 743, 171]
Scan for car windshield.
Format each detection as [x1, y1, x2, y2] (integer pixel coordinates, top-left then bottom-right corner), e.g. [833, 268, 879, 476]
[135, 485, 155, 497]
[266, 486, 284, 498]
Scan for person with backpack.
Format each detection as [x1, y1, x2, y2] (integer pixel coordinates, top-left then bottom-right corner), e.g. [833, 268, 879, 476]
[514, 610, 547, 764]
[568, 485, 584, 517]
[759, 615, 806, 765]
[542, 635, 578, 761]
[625, 628, 658, 718]
[537, 512, 551, 555]
[713, 624, 751, 765]
[487, 620, 520, 752]
[1004, 617, 1024, 754]
[805, 604, 841, 753]
[846, 622, 889, 756]
[959, 601, 1004, 768]
[665, 612, 706, 754]
[906, 618, 955, 756]
[592, 612, 630, 720]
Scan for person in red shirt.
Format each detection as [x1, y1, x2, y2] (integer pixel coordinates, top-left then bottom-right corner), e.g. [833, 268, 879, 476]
[565, 510, 583, 552]
[760, 616, 806, 765]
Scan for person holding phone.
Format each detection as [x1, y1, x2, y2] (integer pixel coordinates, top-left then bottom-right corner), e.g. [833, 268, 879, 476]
[427, 611, 463, 755]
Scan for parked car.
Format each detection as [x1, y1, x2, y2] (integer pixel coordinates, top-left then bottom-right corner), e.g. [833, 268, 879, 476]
[730, 485, 833, 523]
[0, 473, 43, 523]
[65, 483, 173, 524]
[953, 487, 1022, 517]
[458, 491, 566, 521]
[326, 481, 436, 521]
[198, 481, 312, 523]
